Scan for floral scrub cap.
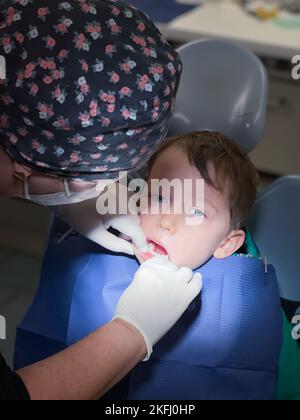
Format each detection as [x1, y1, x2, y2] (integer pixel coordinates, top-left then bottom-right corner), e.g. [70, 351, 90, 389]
[0, 0, 182, 180]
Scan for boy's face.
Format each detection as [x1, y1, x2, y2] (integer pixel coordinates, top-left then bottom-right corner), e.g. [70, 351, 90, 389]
[137, 147, 245, 269]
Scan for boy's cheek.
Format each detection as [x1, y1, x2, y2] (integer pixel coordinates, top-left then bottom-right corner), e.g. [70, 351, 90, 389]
[173, 234, 215, 269]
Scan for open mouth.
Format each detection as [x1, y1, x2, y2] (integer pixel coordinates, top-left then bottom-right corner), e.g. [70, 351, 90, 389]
[120, 233, 169, 263]
[137, 239, 169, 262]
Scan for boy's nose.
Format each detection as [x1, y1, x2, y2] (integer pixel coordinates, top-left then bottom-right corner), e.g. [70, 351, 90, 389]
[160, 214, 178, 234]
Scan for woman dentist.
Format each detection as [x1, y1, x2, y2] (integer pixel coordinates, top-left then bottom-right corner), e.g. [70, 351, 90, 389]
[0, 0, 202, 400]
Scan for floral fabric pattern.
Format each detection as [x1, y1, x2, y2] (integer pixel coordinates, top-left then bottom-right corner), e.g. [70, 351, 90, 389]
[0, 0, 182, 180]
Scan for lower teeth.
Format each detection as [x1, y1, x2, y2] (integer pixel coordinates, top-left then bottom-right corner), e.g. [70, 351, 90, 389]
[149, 251, 160, 256]
[147, 243, 162, 257]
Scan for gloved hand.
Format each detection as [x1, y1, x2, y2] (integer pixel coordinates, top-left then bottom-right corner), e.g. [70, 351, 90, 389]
[53, 197, 148, 255]
[113, 255, 203, 360]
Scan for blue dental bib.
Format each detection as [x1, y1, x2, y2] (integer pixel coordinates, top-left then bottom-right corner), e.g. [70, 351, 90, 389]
[15, 225, 282, 400]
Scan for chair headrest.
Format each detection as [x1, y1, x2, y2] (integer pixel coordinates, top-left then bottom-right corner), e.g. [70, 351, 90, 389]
[169, 39, 268, 153]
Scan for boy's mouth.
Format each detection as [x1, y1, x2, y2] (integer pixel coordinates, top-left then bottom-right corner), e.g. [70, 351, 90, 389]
[136, 239, 169, 262]
[120, 233, 169, 263]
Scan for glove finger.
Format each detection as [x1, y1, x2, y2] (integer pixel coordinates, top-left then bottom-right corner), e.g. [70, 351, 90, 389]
[94, 224, 135, 255]
[141, 255, 170, 266]
[127, 223, 148, 252]
[187, 273, 203, 300]
[109, 215, 149, 253]
[141, 256, 178, 272]
[174, 267, 194, 284]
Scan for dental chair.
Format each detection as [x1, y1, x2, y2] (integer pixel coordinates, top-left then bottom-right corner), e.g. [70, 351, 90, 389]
[246, 176, 300, 401]
[169, 39, 268, 153]
[246, 176, 300, 304]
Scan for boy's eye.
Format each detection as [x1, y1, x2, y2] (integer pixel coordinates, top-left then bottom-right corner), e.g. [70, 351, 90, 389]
[189, 208, 205, 218]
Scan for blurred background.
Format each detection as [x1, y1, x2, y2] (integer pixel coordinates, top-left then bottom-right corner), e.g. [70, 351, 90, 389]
[1, 0, 300, 365]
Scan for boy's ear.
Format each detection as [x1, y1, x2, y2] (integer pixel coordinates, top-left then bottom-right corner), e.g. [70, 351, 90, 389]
[213, 229, 246, 259]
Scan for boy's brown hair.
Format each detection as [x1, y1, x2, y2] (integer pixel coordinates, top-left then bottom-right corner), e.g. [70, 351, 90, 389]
[148, 131, 259, 231]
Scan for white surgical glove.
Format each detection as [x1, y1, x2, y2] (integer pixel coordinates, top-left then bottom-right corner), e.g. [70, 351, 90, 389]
[113, 255, 203, 360]
[53, 198, 148, 255]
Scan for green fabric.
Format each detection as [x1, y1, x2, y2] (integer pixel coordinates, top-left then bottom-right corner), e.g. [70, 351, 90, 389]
[243, 229, 261, 258]
[277, 312, 300, 400]
[233, 228, 261, 259]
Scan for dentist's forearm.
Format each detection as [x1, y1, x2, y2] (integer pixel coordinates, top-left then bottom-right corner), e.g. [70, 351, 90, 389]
[17, 319, 147, 400]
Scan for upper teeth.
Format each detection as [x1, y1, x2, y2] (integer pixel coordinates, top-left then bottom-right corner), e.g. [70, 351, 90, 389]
[148, 242, 164, 257]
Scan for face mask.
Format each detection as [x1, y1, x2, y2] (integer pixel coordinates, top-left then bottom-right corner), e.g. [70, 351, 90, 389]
[22, 176, 103, 206]
[11, 158, 123, 206]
